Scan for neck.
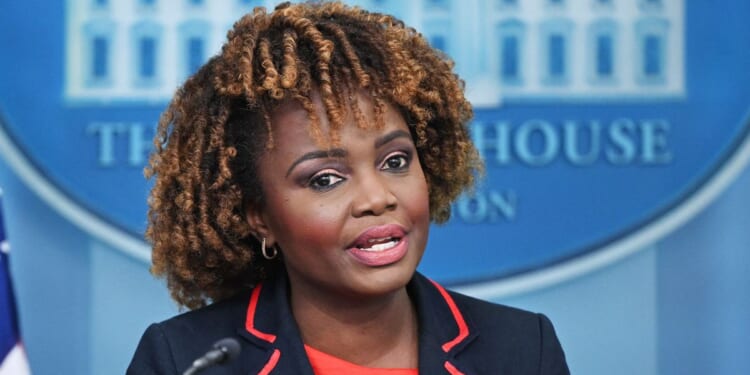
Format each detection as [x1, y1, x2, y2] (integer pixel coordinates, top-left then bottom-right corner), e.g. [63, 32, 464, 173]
[289, 279, 419, 368]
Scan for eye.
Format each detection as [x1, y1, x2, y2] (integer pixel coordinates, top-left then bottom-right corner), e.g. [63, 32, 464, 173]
[381, 152, 410, 171]
[308, 172, 344, 191]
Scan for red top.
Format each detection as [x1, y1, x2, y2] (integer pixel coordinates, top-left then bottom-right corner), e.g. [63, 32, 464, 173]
[304, 345, 419, 375]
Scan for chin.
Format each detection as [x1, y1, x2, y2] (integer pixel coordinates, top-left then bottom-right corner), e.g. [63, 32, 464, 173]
[348, 258, 420, 297]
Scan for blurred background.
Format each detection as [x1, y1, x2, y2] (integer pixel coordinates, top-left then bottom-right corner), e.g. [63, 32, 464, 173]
[1, 0, 748, 374]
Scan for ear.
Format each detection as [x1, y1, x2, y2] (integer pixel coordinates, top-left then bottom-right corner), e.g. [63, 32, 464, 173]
[246, 205, 277, 247]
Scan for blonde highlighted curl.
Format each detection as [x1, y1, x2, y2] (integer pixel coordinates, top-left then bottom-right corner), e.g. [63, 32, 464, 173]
[146, 1, 482, 309]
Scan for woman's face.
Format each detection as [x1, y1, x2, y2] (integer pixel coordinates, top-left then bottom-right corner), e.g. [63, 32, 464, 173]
[249, 92, 430, 300]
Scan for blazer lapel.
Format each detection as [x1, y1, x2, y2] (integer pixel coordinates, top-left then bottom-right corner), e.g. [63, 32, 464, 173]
[232, 271, 481, 374]
[410, 273, 479, 375]
[235, 274, 316, 375]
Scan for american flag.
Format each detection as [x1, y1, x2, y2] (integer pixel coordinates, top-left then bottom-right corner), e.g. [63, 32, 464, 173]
[0, 193, 31, 374]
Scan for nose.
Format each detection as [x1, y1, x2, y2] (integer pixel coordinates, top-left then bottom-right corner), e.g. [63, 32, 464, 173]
[351, 172, 398, 217]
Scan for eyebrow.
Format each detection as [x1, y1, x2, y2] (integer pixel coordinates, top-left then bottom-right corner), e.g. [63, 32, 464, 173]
[285, 129, 413, 177]
[285, 149, 347, 177]
[375, 129, 412, 148]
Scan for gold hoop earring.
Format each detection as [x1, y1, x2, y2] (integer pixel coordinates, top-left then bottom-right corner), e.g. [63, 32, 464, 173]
[261, 237, 278, 260]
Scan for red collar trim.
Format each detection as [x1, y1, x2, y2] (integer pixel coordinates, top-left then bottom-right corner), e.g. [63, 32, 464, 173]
[444, 361, 466, 375]
[245, 278, 470, 351]
[429, 279, 470, 353]
[257, 349, 281, 375]
[245, 282, 277, 343]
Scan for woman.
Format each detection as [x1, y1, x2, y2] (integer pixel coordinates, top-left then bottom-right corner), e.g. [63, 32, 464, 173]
[128, 2, 569, 374]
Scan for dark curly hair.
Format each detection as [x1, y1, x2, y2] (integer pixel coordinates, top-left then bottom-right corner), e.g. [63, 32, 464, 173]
[146, 1, 482, 309]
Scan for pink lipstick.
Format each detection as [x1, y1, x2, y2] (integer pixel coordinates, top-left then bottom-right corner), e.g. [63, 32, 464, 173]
[346, 224, 408, 267]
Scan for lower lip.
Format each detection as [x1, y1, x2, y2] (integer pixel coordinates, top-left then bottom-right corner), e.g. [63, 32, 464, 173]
[347, 236, 409, 267]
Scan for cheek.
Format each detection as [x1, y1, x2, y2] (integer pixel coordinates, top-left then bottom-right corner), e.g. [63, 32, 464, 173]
[268, 192, 346, 246]
[400, 175, 431, 223]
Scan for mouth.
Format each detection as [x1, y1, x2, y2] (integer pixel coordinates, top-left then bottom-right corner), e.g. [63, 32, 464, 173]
[347, 224, 409, 267]
[348, 224, 406, 251]
[355, 236, 401, 251]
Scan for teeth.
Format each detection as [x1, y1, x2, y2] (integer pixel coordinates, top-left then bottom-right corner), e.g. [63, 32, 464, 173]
[359, 240, 398, 252]
[368, 237, 392, 244]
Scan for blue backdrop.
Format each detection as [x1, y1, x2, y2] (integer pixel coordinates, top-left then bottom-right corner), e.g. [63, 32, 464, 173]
[0, 0, 748, 374]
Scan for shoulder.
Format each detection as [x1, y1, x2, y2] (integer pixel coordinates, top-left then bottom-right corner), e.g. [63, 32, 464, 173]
[158, 290, 251, 338]
[126, 290, 252, 374]
[447, 289, 543, 332]
[412, 273, 545, 337]
[445, 288, 571, 374]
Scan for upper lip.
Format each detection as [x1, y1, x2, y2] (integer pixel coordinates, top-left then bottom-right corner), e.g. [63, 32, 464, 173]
[347, 224, 407, 249]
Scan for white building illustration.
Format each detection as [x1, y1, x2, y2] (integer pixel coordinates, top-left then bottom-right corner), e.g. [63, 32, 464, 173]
[65, 0, 684, 105]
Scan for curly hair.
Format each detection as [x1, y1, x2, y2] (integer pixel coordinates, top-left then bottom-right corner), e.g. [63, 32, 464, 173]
[146, 1, 482, 309]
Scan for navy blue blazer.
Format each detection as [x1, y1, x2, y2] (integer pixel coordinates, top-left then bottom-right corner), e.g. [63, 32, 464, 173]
[127, 272, 569, 374]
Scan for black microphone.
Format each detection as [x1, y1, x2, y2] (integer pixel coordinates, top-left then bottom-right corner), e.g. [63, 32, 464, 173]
[182, 337, 241, 375]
